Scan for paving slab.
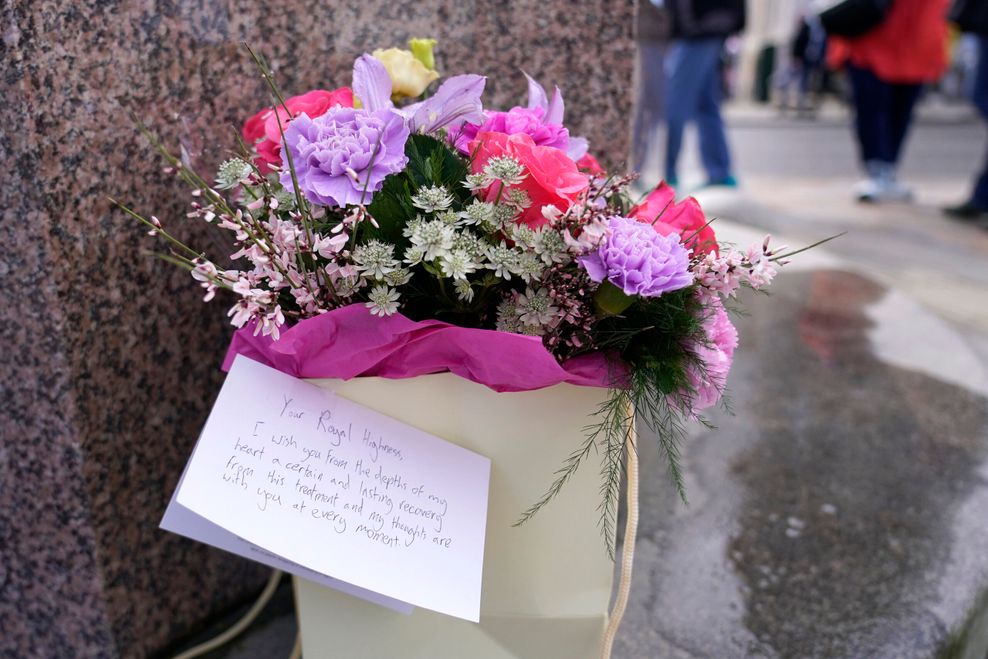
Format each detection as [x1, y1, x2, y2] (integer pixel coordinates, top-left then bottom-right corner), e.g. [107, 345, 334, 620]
[614, 264, 988, 659]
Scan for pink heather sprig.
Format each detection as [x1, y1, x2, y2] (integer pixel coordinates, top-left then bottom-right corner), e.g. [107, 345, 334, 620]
[190, 259, 239, 303]
[180, 167, 373, 337]
[541, 265, 597, 357]
[693, 234, 786, 303]
[554, 172, 641, 256]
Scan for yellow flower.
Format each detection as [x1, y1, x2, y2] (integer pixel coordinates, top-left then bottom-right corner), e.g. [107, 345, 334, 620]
[372, 47, 439, 100]
[408, 38, 438, 71]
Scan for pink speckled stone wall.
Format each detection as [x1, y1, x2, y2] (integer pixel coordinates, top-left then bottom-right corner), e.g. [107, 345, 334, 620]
[0, 1, 634, 656]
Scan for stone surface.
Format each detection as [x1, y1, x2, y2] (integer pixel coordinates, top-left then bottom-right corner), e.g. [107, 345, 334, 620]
[0, 2, 634, 657]
[614, 266, 988, 659]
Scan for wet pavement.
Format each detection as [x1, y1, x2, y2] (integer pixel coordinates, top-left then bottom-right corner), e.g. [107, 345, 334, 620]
[615, 105, 988, 657]
[614, 264, 988, 659]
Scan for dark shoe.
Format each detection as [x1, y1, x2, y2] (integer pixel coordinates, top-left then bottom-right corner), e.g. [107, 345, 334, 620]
[943, 201, 987, 220]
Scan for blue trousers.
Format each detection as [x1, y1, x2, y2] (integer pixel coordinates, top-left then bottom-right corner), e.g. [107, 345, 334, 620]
[847, 64, 922, 168]
[971, 35, 988, 208]
[664, 38, 732, 183]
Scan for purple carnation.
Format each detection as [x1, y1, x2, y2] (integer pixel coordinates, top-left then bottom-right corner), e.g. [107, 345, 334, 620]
[579, 216, 693, 297]
[453, 106, 569, 154]
[280, 107, 409, 208]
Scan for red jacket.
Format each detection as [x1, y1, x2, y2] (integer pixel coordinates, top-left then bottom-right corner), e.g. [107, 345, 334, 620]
[827, 0, 950, 84]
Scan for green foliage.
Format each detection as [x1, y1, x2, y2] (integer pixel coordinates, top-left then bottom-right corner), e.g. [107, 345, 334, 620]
[365, 134, 469, 246]
[517, 287, 708, 557]
[589, 286, 706, 392]
[365, 175, 416, 245]
[405, 133, 471, 198]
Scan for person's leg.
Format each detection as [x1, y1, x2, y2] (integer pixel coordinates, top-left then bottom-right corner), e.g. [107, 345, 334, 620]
[970, 149, 988, 211]
[972, 35, 988, 120]
[847, 64, 915, 201]
[694, 37, 734, 183]
[846, 64, 891, 173]
[947, 141, 988, 217]
[948, 35, 988, 217]
[664, 40, 707, 185]
[970, 36, 988, 209]
[886, 82, 922, 167]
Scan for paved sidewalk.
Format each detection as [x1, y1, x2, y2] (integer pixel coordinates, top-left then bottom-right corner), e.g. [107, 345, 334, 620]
[643, 105, 988, 341]
[615, 103, 988, 659]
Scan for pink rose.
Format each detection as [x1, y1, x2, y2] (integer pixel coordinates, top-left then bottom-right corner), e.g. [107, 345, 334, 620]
[242, 88, 354, 173]
[576, 152, 604, 175]
[629, 182, 718, 256]
[469, 131, 589, 228]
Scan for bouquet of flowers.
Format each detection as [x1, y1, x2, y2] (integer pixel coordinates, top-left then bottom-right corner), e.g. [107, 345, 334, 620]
[121, 40, 810, 555]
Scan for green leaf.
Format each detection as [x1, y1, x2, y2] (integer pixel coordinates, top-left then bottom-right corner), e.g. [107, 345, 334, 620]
[408, 134, 470, 194]
[365, 175, 415, 245]
[365, 133, 471, 245]
[594, 280, 635, 316]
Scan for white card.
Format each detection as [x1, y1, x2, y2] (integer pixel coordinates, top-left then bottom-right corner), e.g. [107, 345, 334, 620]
[166, 355, 491, 622]
[161, 453, 414, 613]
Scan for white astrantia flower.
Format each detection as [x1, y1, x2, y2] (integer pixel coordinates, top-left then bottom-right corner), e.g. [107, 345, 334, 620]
[437, 210, 461, 226]
[516, 287, 558, 328]
[365, 285, 401, 317]
[440, 249, 480, 281]
[352, 240, 400, 280]
[403, 243, 427, 265]
[505, 187, 532, 210]
[509, 224, 539, 249]
[463, 172, 489, 191]
[402, 216, 425, 238]
[407, 218, 455, 262]
[411, 185, 455, 214]
[533, 228, 570, 265]
[496, 296, 524, 333]
[459, 200, 496, 227]
[216, 158, 253, 190]
[454, 279, 475, 303]
[491, 203, 518, 227]
[485, 242, 519, 280]
[383, 267, 413, 287]
[512, 251, 544, 283]
[452, 231, 488, 260]
[483, 155, 526, 186]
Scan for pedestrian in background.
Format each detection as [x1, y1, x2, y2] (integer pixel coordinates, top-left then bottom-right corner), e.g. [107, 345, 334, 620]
[781, 11, 829, 117]
[826, 0, 950, 203]
[663, 0, 746, 190]
[631, 0, 672, 187]
[944, 0, 988, 224]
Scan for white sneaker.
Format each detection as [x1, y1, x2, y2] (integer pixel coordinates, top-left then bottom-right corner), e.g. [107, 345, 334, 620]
[853, 177, 882, 202]
[853, 176, 913, 203]
[882, 178, 913, 202]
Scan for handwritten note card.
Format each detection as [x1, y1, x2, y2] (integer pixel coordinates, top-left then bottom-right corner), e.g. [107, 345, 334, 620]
[164, 355, 491, 622]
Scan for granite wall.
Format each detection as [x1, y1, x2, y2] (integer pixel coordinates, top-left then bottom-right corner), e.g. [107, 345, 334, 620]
[0, 1, 635, 657]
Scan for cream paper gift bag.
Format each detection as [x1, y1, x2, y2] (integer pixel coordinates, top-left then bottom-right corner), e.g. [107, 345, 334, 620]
[295, 371, 616, 659]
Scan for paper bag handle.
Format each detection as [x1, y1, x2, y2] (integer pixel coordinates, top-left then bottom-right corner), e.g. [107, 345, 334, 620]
[599, 416, 640, 659]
